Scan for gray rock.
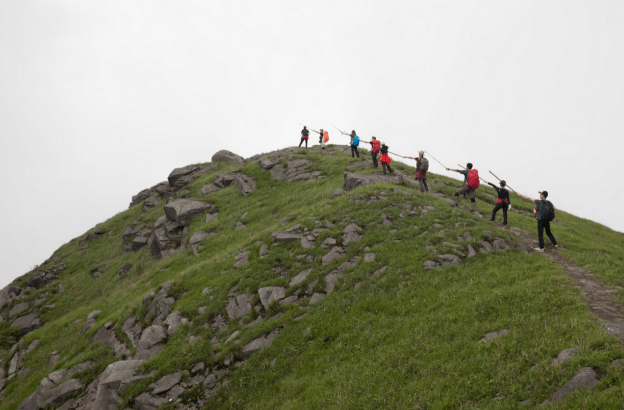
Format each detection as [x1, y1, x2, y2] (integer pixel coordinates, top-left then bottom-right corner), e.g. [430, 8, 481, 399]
[280, 295, 299, 305]
[259, 244, 269, 257]
[325, 271, 341, 294]
[322, 237, 337, 248]
[479, 329, 509, 342]
[201, 183, 222, 195]
[118, 262, 133, 275]
[467, 245, 477, 258]
[492, 238, 511, 251]
[225, 330, 240, 343]
[275, 232, 300, 243]
[92, 326, 132, 359]
[142, 196, 161, 212]
[309, 293, 326, 305]
[164, 311, 187, 335]
[191, 362, 205, 374]
[235, 221, 246, 231]
[212, 150, 245, 166]
[137, 325, 166, 351]
[343, 171, 397, 191]
[363, 253, 375, 262]
[152, 372, 181, 394]
[205, 210, 218, 222]
[241, 329, 280, 358]
[551, 348, 577, 366]
[226, 294, 252, 319]
[235, 174, 257, 196]
[331, 188, 345, 199]
[131, 235, 149, 252]
[438, 254, 462, 266]
[164, 199, 212, 227]
[258, 157, 279, 170]
[130, 188, 153, 208]
[123, 317, 142, 348]
[423, 260, 440, 270]
[480, 240, 494, 253]
[234, 249, 250, 268]
[290, 269, 312, 287]
[347, 160, 371, 169]
[144, 284, 175, 325]
[258, 287, 286, 309]
[168, 165, 200, 186]
[189, 230, 211, 246]
[9, 302, 29, 318]
[551, 367, 599, 402]
[322, 247, 345, 266]
[11, 312, 41, 335]
[135, 392, 168, 410]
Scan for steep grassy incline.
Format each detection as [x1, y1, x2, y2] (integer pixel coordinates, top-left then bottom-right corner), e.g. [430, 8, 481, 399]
[1, 145, 623, 410]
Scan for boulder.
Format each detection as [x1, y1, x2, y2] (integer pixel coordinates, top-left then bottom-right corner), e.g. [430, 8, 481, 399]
[438, 254, 462, 266]
[258, 157, 279, 170]
[290, 269, 312, 287]
[142, 196, 161, 212]
[343, 223, 363, 245]
[235, 174, 257, 196]
[135, 392, 168, 410]
[11, 312, 41, 335]
[168, 165, 200, 186]
[258, 287, 286, 309]
[92, 326, 133, 358]
[27, 271, 57, 289]
[152, 372, 181, 394]
[325, 271, 341, 294]
[201, 183, 222, 195]
[189, 230, 211, 246]
[123, 317, 142, 348]
[551, 348, 577, 366]
[91, 360, 147, 410]
[131, 236, 149, 252]
[9, 302, 29, 318]
[130, 188, 153, 208]
[118, 262, 133, 276]
[479, 329, 509, 342]
[163, 311, 187, 335]
[309, 293, 326, 304]
[137, 325, 166, 351]
[226, 294, 252, 319]
[343, 171, 396, 191]
[241, 329, 280, 358]
[275, 232, 300, 243]
[163, 199, 212, 227]
[322, 247, 345, 266]
[423, 260, 440, 270]
[492, 238, 511, 251]
[144, 284, 175, 324]
[212, 150, 245, 166]
[551, 367, 599, 402]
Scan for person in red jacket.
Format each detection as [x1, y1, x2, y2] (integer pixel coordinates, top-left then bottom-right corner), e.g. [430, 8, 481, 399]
[448, 163, 477, 211]
[379, 142, 393, 175]
[362, 137, 380, 168]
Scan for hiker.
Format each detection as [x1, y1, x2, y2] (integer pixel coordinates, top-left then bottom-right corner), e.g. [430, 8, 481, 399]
[406, 151, 429, 192]
[379, 142, 393, 175]
[299, 126, 309, 148]
[361, 137, 380, 168]
[350, 130, 360, 158]
[448, 163, 479, 211]
[518, 191, 558, 252]
[487, 180, 511, 226]
[312, 128, 327, 149]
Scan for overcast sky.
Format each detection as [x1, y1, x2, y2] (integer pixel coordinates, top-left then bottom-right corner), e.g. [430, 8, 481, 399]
[1, 0, 623, 289]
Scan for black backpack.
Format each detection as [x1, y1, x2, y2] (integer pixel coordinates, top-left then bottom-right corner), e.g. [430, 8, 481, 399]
[541, 201, 555, 222]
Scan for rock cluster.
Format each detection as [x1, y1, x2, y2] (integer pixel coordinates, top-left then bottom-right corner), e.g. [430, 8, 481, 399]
[202, 172, 257, 197]
[258, 154, 323, 182]
[424, 234, 515, 270]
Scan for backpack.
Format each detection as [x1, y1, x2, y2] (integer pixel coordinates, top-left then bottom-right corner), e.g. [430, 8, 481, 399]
[302, 129, 309, 137]
[371, 140, 381, 153]
[419, 158, 429, 172]
[324, 131, 329, 142]
[352, 135, 360, 146]
[537, 200, 556, 222]
[467, 169, 480, 189]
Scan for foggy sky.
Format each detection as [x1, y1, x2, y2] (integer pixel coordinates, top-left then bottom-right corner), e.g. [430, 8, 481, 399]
[1, 0, 623, 288]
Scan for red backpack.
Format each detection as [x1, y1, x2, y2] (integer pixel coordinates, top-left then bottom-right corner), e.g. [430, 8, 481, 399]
[467, 169, 480, 189]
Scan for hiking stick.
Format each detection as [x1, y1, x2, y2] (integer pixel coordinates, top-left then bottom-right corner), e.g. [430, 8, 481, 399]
[457, 164, 487, 182]
[388, 151, 407, 158]
[488, 171, 518, 194]
[425, 151, 448, 169]
[331, 124, 350, 136]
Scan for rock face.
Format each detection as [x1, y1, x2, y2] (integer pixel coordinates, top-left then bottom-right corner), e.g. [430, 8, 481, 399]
[261, 157, 322, 182]
[258, 287, 286, 309]
[11, 312, 41, 335]
[91, 360, 148, 410]
[212, 150, 246, 166]
[27, 270, 58, 289]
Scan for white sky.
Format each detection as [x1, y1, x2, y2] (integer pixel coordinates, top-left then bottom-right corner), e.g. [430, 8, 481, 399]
[1, 0, 623, 289]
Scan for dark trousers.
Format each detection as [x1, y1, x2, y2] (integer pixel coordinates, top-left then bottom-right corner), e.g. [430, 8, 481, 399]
[299, 138, 308, 148]
[491, 203, 508, 225]
[538, 220, 557, 249]
[418, 179, 428, 192]
[351, 145, 359, 158]
[371, 152, 378, 168]
[382, 162, 392, 175]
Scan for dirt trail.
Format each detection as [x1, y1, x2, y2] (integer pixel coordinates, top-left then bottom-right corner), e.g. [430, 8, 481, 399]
[427, 185, 624, 341]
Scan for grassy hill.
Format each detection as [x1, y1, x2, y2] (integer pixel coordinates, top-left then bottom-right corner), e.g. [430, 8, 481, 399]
[1, 144, 623, 410]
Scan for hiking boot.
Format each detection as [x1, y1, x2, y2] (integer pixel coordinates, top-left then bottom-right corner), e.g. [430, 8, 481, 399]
[534, 248, 544, 253]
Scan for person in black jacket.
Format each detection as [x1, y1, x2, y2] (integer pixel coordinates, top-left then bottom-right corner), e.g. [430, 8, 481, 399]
[487, 180, 511, 226]
[299, 126, 309, 148]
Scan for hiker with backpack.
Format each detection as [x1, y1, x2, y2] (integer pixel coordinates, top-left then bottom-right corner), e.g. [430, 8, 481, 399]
[379, 142, 393, 175]
[518, 191, 558, 252]
[361, 137, 380, 168]
[312, 128, 328, 150]
[406, 151, 429, 192]
[448, 163, 479, 212]
[299, 126, 310, 148]
[349, 130, 360, 158]
[487, 180, 511, 226]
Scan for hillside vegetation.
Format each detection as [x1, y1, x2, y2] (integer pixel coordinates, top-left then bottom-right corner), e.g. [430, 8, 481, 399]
[1, 144, 623, 410]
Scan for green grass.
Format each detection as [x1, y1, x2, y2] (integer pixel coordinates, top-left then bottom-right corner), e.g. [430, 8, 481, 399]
[2, 145, 624, 410]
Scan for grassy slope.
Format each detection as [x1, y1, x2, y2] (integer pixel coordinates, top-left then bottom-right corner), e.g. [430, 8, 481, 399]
[1, 145, 623, 410]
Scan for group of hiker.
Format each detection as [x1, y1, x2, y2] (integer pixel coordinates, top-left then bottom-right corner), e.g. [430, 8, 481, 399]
[299, 125, 559, 252]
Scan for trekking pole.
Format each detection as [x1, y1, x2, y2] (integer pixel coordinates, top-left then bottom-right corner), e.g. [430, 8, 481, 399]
[388, 151, 408, 159]
[331, 124, 350, 136]
[488, 171, 518, 194]
[425, 151, 448, 169]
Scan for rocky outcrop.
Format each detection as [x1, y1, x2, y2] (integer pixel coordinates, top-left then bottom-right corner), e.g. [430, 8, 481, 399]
[226, 294, 252, 319]
[11, 312, 41, 335]
[258, 287, 286, 309]
[343, 171, 397, 191]
[164, 199, 213, 227]
[268, 159, 322, 182]
[551, 367, 599, 402]
[212, 150, 245, 166]
[202, 173, 257, 197]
